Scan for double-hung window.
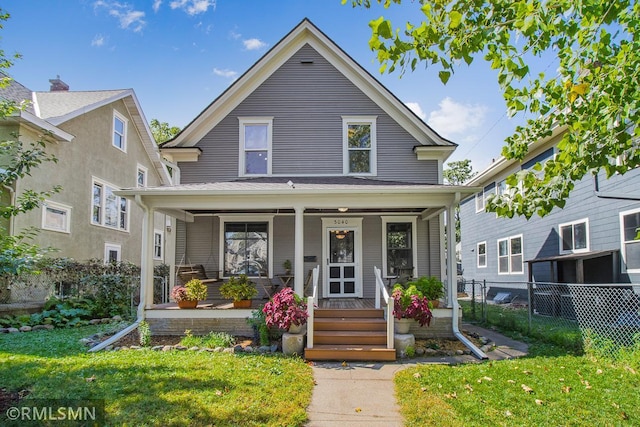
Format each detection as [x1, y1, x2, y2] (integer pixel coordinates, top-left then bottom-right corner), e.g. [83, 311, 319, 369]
[477, 242, 487, 268]
[153, 230, 163, 260]
[137, 165, 147, 187]
[222, 218, 272, 277]
[382, 216, 417, 277]
[620, 208, 640, 272]
[497, 235, 523, 274]
[92, 179, 128, 231]
[239, 117, 272, 176]
[343, 116, 377, 175]
[559, 218, 589, 253]
[113, 111, 127, 152]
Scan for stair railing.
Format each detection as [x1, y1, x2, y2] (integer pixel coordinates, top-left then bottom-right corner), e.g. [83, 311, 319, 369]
[374, 266, 394, 349]
[306, 265, 320, 349]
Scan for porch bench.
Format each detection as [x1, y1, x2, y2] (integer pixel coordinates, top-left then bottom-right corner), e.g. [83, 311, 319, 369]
[177, 264, 220, 286]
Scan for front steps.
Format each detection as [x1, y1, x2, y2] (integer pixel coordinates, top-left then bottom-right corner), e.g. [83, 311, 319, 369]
[304, 308, 396, 361]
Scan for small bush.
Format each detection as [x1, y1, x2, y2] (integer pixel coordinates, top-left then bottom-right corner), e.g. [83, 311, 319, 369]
[179, 330, 235, 348]
[138, 321, 151, 347]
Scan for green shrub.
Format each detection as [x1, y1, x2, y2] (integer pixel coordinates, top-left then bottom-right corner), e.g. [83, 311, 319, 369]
[179, 330, 235, 348]
[138, 321, 151, 347]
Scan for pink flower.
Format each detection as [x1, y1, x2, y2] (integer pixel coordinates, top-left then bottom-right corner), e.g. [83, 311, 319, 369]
[262, 288, 308, 330]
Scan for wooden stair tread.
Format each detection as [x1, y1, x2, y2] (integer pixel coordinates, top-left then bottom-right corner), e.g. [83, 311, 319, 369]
[314, 330, 386, 336]
[315, 308, 384, 318]
[309, 344, 393, 351]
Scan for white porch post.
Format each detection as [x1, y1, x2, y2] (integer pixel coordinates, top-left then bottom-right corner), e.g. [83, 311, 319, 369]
[294, 206, 305, 296]
[446, 196, 458, 308]
[138, 200, 155, 316]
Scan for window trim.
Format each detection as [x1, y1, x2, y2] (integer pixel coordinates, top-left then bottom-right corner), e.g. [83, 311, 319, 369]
[218, 215, 274, 278]
[112, 110, 128, 152]
[381, 216, 418, 278]
[91, 177, 129, 232]
[41, 200, 72, 234]
[153, 229, 163, 260]
[558, 218, 590, 254]
[104, 243, 121, 264]
[137, 164, 148, 188]
[497, 234, 524, 275]
[477, 241, 487, 268]
[238, 117, 273, 177]
[620, 207, 640, 273]
[475, 190, 485, 213]
[342, 116, 377, 176]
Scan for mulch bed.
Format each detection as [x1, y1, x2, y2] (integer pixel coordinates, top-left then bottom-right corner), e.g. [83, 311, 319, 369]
[0, 388, 29, 414]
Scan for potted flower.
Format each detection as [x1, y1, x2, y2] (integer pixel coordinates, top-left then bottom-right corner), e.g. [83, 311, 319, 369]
[262, 287, 308, 333]
[220, 274, 258, 308]
[391, 283, 433, 333]
[283, 259, 292, 275]
[171, 278, 207, 309]
[408, 276, 445, 308]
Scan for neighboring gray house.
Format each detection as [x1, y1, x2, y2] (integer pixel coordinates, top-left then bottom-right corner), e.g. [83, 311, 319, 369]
[119, 19, 479, 361]
[460, 127, 640, 286]
[0, 75, 174, 266]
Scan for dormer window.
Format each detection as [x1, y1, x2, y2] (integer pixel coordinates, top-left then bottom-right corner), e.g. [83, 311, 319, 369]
[343, 116, 377, 175]
[239, 117, 272, 176]
[113, 111, 127, 152]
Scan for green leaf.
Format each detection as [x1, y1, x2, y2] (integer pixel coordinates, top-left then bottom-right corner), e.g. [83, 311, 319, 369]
[439, 71, 451, 84]
[449, 11, 462, 29]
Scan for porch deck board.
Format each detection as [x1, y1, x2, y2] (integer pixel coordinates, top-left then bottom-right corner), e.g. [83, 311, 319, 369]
[152, 298, 380, 310]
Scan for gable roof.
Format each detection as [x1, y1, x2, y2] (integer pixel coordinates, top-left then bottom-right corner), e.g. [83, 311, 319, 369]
[34, 89, 129, 125]
[164, 18, 455, 154]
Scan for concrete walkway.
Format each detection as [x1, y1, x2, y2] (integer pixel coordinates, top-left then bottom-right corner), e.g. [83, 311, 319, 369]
[305, 324, 529, 426]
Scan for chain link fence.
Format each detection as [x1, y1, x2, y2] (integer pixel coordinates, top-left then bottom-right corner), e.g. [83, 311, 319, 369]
[459, 279, 640, 358]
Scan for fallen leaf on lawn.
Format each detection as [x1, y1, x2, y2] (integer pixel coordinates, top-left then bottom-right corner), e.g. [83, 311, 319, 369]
[413, 372, 421, 378]
[624, 366, 636, 374]
[523, 370, 532, 375]
[421, 387, 427, 392]
[313, 380, 318, 385]
[620, 411, 629, 420]
[583, 381, 592, 390]
[576, 370, 583, 377]
[535, 399, 544, 405]
[464, 384, 473, 392]
[561, 386, 572, 393]
[215, 390, 223, 396]
[85, 376, 96, 382]
[444, 392, 457, 399]
[505, 410, 512, 417]
[559, 378, 565, 382]
[483, 376, 493, 381]
[612, 402, 620, 409]
[507, 380, 516, 384]
[521, 384, 534, 394]
[596, 369, 603, 375]
[355, 407, 362, 413]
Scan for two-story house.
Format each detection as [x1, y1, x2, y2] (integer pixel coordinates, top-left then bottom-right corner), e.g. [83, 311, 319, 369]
[0, 75, 173, 269]
[118, 19, 480, 361]
[460, 127, 640, 290]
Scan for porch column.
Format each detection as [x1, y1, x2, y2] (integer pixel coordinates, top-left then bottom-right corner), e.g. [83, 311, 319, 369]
[294, 206, 305, 296]
[137, 196, 155, 317]
[446, 199, 457, 308]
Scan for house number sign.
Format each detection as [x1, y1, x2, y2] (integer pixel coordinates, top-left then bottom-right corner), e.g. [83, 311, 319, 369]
[333, 219, 350, 225]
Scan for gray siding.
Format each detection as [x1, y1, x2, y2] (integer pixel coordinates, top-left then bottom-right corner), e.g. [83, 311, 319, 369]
[460, 168, 640, 284]
[180, 44, 439, 184]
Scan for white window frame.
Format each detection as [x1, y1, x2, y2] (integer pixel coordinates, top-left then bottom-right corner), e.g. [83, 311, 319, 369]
[475, 190, 485, 213]
[558, 218, 590, 254]
[41, 200, 72, 234]
[342, 116, 377, 176]
[218, 215, 274, 278]
[91, 177, 129, 232]
[112, 111, 128, 152]
[153, 229, 163, 260]
[497, 234, 524, 275]
[620, 207, 640, 273]
[137, 164, 148, 188]
[477, 241, 487, 268]
[381, 216, 418, 278]
[104, 243, 121, 264]
[238, 117, 273, 176]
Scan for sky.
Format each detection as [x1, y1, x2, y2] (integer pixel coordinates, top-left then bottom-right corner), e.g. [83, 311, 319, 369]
[2, 0, 532, 173]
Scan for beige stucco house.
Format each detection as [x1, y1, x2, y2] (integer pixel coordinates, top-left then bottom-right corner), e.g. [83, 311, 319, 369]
[0, 75, 173, 266]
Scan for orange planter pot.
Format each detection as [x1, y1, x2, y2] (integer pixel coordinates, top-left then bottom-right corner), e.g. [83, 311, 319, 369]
[177, 300, 198, 309]
[233, 300, 252, 308]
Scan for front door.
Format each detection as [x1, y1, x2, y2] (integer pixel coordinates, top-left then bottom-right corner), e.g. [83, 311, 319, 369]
[323, 218, 363, 298]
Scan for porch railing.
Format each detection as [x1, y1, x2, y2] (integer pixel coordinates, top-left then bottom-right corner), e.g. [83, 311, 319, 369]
[306, 265, 320, 349]
[374, 266, 394, 349]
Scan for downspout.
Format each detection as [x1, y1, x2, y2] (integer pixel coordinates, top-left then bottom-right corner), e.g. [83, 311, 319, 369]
[448, 192, 487, 359]
[593, 174, 640, 201]
[89, 194, 149, 352]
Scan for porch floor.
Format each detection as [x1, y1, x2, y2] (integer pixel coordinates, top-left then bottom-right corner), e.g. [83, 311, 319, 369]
[151, 298, 379, 310]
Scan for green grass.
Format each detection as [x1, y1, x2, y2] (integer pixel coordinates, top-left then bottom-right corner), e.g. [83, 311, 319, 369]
[0, 325, 313, 426]
[396, 345, 640, 426]
[179, 330, 236, 348]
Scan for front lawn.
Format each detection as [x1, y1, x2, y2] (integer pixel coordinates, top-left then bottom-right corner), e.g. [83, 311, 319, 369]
[396, 345, 640, 426]
[0, 325, 313, 426]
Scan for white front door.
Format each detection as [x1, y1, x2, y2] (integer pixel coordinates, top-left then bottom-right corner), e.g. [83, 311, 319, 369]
[322, 218, 363, 298]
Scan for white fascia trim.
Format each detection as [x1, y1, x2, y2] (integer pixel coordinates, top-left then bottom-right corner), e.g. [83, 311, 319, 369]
[160, 147, 202, 163]
[16, 110, 74, 142]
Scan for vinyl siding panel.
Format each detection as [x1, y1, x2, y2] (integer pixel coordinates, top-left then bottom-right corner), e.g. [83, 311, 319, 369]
[180, 44, 439, 184]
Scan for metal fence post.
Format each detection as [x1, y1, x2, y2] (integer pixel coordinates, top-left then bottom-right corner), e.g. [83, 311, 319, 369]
[482, 280, 487, 323]
[527, 282, 533, 333]
[471, 279, 476, 320]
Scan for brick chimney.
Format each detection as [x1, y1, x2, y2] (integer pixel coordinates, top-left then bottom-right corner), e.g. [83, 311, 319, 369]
[49, 75, 69, 91]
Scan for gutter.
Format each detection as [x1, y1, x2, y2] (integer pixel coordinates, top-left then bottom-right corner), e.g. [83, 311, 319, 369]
[88, 194, 150, 352]
[448, 192, 488, 360]
[593, 174, 640, 201]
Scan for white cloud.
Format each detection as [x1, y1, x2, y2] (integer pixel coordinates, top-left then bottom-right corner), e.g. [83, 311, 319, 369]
[427, 97, 488, 140]
[153, 0, 162, 12]
[91, 34, 106, 47]
[213, 68, 238, 79]
[243, 38, 267, 50]
[229, 30, 241, 40]
[405, 102, 427, 120]
[95, 1, 146, 33]
[170, 0, 216, 15]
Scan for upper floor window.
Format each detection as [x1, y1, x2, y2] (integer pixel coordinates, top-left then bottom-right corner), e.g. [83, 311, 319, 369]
[239, 117, 272, 176]
[137, 165, 147, 188]
[620, 208, 640, 272]
[92, 178, 128, 232]
[559, 218, 589, 254]
[42, 201, 71, 234]
[343, 116, 377, 175]
[497, 235, 523, 274]
[477, 241, 487, 268]
[113, 111, 127, 152]
[475, 191, 485, 212]
[382, 216, 417, 278]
